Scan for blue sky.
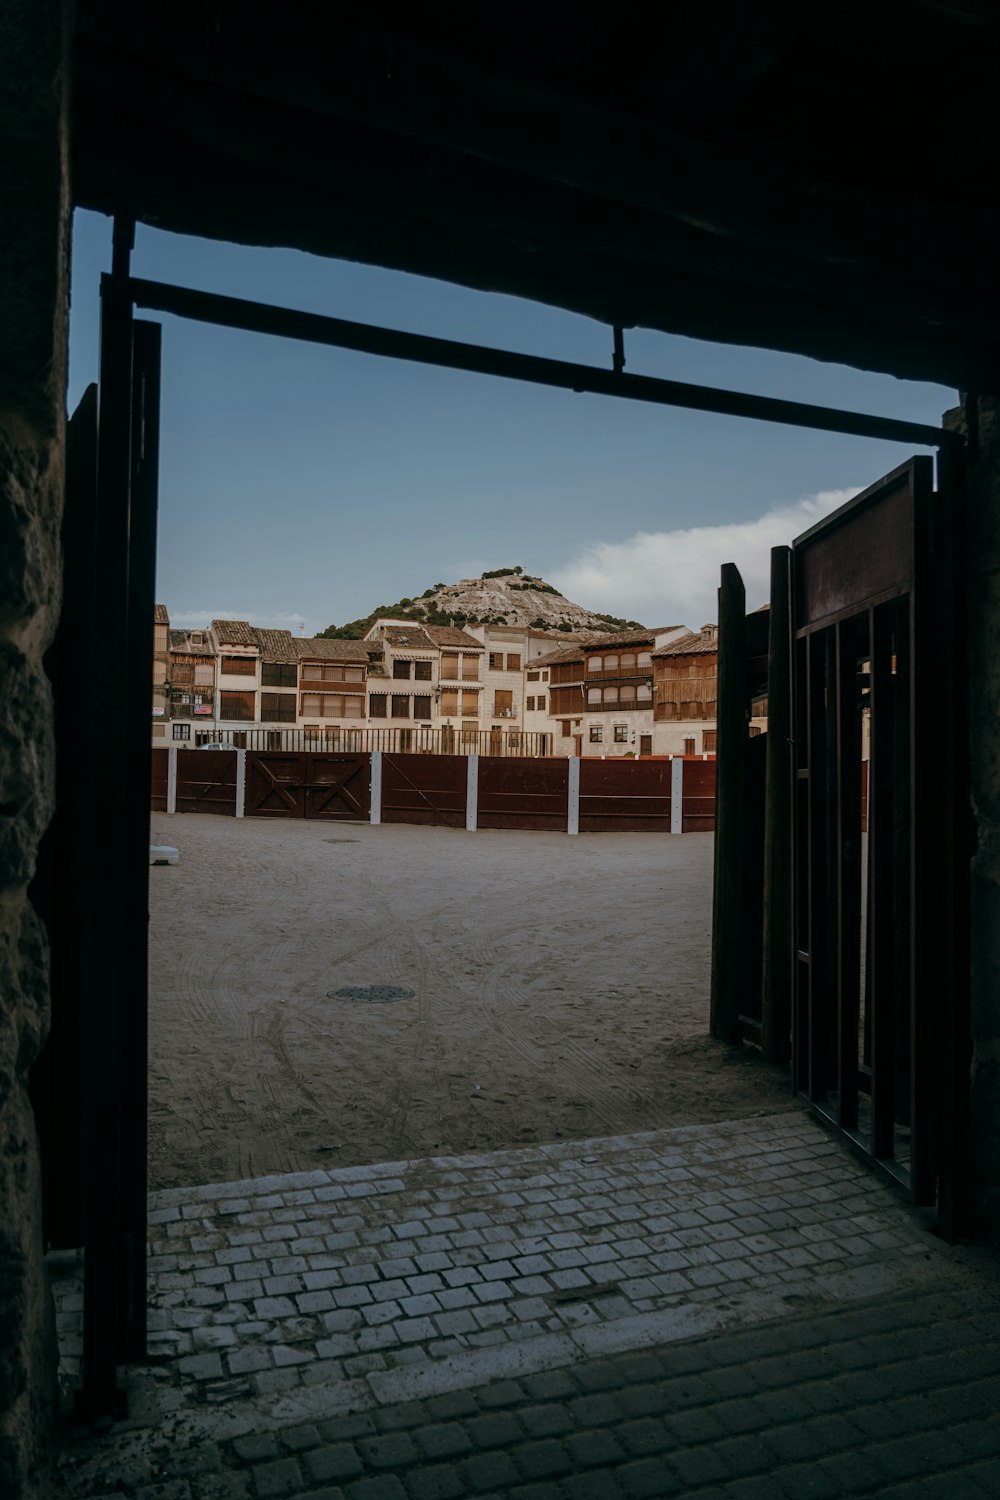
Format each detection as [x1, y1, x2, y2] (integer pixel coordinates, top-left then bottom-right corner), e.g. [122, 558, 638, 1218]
[69, 209, 955, 634]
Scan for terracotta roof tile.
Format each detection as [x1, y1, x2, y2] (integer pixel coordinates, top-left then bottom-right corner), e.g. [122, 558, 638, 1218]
[653, 626, 719, 658]
[582, 626, 682, 651]
[169, 628, 214, 656]
[381, 625, 436, 650]
[212, 619, 257, 646]
[251, 627, 300, 663]
[295, 637, 372, 662]
[154, 603, 169, 625]
[423, 625, 484, 649]
[528, 643, 588, 667]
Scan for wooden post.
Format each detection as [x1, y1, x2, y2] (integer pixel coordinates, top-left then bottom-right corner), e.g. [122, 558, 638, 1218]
[466, 754, 479, 831]
[235, 749, 246, 818]
[710, 563, 746, 1042]
[670, 756, 684, 834]
[166, 745, 178, 816]
[762, 546, 793, 1062]
[370, 751, 382, 825]
[567, 756, 580, 835]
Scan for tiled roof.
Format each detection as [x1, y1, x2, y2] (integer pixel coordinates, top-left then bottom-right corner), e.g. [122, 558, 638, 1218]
[582, 626, 682, 651]
[653, 626, 719, 658]
[295, 637, 372, 662]
[154, 603, 169, 625]
[381, 626, 436, 650]
[169, 628, 214, 656]
[528, 643, 588, 667]
[423, 625, 484, 650]
[212, 619, 257, 647]
[252, 627, 300, 663]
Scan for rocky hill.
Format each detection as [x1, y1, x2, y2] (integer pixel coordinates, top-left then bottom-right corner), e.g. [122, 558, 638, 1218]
[319, 567, 645, 639]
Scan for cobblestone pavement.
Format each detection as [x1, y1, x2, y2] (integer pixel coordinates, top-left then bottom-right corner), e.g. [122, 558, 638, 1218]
[54, 1111, 1000, 1498]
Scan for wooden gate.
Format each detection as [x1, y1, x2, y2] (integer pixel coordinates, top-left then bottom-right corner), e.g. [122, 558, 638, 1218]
[176, 748, 238, 814]
[791, 457, 969, 1233]
[246, 751, 371, 819]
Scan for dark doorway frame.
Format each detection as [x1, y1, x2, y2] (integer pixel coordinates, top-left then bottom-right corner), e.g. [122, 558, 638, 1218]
[58, 217, 968, 1418]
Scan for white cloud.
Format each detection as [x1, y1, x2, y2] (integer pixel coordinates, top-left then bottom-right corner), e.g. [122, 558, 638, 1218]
[169, 608, 307, 632]
[549, 488, 859, 628]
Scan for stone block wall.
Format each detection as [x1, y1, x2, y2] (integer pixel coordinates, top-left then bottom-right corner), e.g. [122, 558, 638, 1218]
[0, 1, 70, 1495]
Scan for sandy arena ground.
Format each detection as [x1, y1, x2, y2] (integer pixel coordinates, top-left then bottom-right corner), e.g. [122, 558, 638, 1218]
[148, 815, 795, 1190]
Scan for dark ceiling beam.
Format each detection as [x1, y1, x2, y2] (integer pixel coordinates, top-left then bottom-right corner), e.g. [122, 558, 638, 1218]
[72, 18, 1000, 294]
[73, 109, 1000, 389]
[653, 0, 823, 121]
[71, 52, 993, 341]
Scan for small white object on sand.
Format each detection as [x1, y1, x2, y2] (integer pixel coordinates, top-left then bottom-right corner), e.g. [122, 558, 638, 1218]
[149, 845, 179, 866]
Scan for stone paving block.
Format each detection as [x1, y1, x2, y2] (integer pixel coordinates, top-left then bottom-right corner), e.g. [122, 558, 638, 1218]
[251, 1456, 304, 1497]
[345, 1478, 409, 1500]
[560, 1471, 627, 1500]
[459, 1450, 522, 1492]
[400, 1464, 466, 1500]
[617, 1456, 683, 1496]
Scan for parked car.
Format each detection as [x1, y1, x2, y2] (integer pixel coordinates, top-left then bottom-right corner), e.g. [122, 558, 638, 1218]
[198, 741, 229, 750]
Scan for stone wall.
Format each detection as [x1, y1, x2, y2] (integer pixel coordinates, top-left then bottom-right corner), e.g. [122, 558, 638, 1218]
[967, 397, 1000, 1232]
[0, 1, 70, 1495]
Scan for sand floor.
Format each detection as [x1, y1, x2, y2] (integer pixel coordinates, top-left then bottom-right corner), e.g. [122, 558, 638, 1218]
[148, 815, 795, 1190]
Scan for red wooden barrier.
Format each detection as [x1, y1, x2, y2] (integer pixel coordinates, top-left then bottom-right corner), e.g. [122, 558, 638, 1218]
[477, 757, 569, 830]
[681, 758, 716, 832]
[150, 747, 168, 811]
[382, 753, 466, 827]
[579, 758, 672, 832]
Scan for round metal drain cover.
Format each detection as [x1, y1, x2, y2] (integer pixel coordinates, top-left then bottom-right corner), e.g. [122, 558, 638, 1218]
[329, 985, 415, 1003]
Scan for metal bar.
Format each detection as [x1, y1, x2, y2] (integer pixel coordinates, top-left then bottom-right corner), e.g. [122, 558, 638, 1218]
[127, 277, 959, 453]
[81, 227, 135, 1421]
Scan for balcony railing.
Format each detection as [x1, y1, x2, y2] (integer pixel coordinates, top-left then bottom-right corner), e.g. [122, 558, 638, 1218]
[158, 726, 552, 756]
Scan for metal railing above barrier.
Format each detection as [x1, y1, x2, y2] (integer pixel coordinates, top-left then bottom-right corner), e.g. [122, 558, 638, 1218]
[161, 726, 551, 756]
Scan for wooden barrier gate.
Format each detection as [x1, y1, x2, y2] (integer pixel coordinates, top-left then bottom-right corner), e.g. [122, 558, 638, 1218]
[245, 751, 371, 820]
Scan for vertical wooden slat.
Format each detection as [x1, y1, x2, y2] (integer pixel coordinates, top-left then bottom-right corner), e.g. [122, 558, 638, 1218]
[710, 563, 746, 1042]
[806, 630, 834, 1103]
[119, 320, 161, 1363]
[835, 618, 861, 1130]
[81, 243, 134, 1420]
[762, 545, 793, 1062]
[928, 445, 971, 1234]
[869, 601, 896, 1157]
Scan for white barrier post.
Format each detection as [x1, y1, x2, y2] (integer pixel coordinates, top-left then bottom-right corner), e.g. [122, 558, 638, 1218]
[670, 755, 684, 835]
[567, 756, 580, 835]
[235, 748, 246, 818]
[370, 751, 382, 825]
[166, 745, 178, 815]
[466, 754, 479, 831]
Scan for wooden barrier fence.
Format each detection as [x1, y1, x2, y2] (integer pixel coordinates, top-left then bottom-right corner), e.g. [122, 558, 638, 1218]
[150, 749, 716, 833]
